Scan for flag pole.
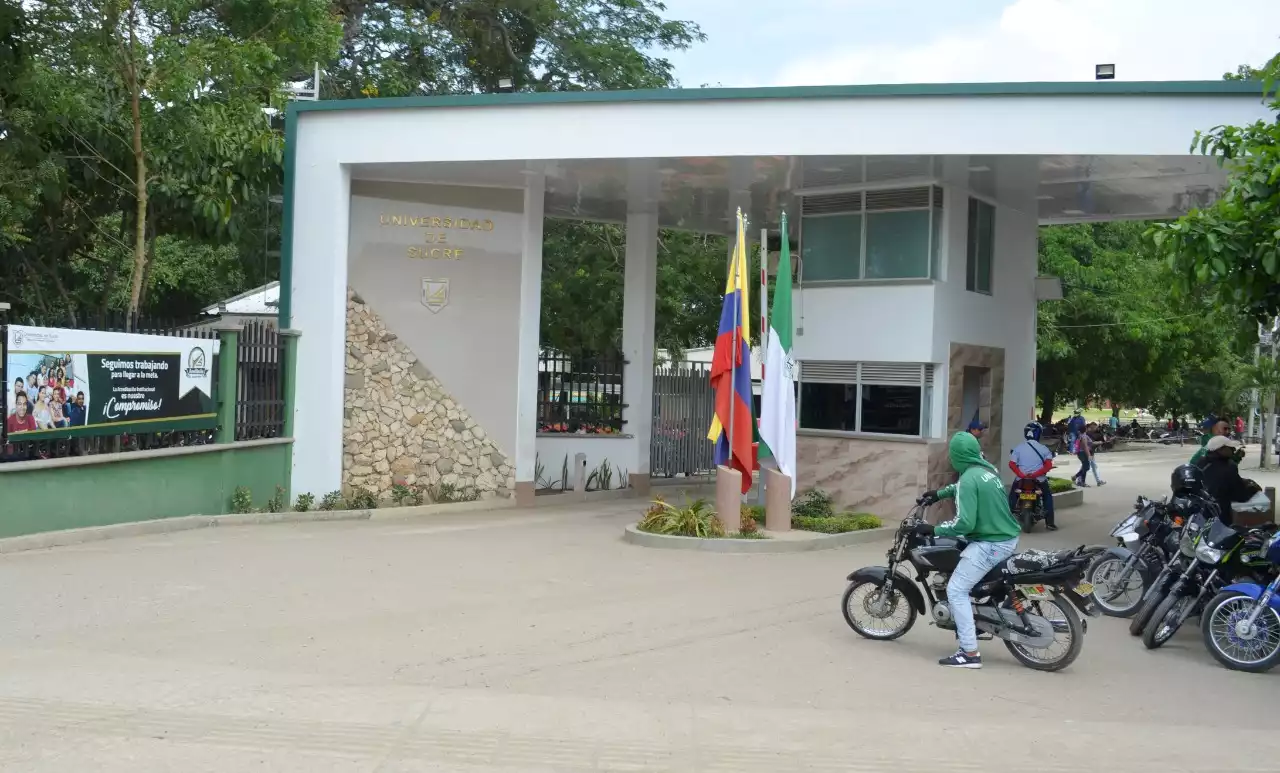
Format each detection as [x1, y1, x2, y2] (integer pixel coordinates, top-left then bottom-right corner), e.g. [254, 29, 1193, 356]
[728, 208, 742, 499]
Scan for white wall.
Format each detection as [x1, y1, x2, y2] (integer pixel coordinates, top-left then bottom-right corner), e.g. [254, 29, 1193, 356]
[347, 182, 523, 457]
[534, 436, 640, 491]
[793, 283, 936, 363]
[932, 185, 1039, 464]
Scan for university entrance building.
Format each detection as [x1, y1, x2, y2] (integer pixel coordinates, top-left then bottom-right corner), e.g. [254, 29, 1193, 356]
[282, 81, 1269, 514]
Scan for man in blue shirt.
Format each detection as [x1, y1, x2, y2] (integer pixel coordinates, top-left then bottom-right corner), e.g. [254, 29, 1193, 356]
[1008, 421, 1056, 530]
[1065, 409, 1086, 449]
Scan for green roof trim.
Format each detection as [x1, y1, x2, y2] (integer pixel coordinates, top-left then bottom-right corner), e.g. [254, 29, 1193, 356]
[286, 80, 1264, 117]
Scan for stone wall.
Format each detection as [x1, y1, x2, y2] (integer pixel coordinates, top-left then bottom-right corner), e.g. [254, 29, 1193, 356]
[796, 435, 931, 521]
[343, 290, 514, 500]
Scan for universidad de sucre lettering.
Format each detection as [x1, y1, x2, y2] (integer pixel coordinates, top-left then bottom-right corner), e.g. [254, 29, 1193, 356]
[379, 213, 495, 260]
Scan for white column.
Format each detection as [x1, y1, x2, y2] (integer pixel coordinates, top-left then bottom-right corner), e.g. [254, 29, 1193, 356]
[621, 160, 659, 491]
[513, 168, 546, 504]
[290, 161, 350, 499]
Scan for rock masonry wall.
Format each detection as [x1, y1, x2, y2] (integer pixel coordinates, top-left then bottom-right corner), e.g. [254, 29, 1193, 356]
[342, 290, 514, 500]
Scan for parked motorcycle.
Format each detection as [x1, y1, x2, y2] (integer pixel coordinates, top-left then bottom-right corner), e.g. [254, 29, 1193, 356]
[1200, 531, 1280, 672]
[1011, 478, 1047, 533]
[1141, 518, 1275, 650]
[842, 497, 1100, 671]
[1129, 509, 1209, 637]
[1087, 496, 1183, 617]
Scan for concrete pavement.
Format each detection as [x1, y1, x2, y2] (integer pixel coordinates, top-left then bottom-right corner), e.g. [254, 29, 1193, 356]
[1, 444, 1278, 772]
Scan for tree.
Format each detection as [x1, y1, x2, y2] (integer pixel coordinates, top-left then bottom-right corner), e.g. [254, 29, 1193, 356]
[1149, 51, 1280, 322]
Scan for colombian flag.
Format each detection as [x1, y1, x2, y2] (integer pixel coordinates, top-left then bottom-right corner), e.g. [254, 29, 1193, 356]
[707, 209, 755, 494]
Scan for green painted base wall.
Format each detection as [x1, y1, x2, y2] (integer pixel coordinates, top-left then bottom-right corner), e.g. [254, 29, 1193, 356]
[0, 441, 292, 539]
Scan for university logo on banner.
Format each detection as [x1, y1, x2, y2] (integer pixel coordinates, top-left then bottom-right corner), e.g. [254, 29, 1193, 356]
[421, 278, 450, 313]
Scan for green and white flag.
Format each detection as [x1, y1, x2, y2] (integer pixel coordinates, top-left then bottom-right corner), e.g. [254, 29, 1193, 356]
[759, 212, 797, 497]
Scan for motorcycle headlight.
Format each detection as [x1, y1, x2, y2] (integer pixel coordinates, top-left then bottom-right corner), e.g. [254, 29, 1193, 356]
[1111, 514, 1140, 537]
[1195, 543, 1223, 563]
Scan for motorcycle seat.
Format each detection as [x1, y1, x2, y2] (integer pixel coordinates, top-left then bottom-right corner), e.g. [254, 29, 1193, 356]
[1004, 548, 1079, 576]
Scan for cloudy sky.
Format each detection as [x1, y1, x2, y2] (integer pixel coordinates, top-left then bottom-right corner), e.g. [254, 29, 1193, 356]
[658, 0, 1280, 87]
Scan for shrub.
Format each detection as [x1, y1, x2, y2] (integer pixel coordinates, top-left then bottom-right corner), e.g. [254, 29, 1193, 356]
[347, 487, 379, 510]
[266, 485, 287, 514]
[294, 492, 315, 513]
[426, 481, 480, 503]
[391, 483, 425, 506]
[793, 512, 882, 534]
[739, 505, 759, 534]
[230, 486, 253, 514]
[637, 498, 724, 538]
[1047, 477, 1075, 493]
[792, 489, 835, 519]
[743, 504, 765, 524]
[318, 491, 344, 511]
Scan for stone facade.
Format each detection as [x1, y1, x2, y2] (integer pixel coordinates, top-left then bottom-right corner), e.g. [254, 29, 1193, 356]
[797, 435, 932, 520]
[342, 290, 514, 500]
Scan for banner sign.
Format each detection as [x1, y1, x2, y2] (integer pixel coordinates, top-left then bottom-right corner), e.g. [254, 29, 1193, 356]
[4, 325, 219, 440]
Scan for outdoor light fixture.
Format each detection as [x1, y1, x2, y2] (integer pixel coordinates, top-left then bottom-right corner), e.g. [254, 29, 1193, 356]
[497, 77, 515, 92]
[1095, 64, 1116, 80]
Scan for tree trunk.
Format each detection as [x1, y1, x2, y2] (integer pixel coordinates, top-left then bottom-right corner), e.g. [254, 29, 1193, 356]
[124, 15, 147, 331]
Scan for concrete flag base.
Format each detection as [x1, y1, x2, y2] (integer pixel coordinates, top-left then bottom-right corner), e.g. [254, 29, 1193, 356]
[715, 465, 742, 534]
[764, 467, 792, 531]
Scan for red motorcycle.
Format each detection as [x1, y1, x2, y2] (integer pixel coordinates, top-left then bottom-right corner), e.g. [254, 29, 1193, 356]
[1013, 477, 1047, 533]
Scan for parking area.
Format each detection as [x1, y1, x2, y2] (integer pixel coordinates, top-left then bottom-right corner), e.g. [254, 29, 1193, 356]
[1, 445, 1278, 772]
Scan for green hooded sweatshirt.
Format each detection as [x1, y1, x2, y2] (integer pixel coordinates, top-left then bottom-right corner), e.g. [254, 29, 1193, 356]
[934, 431, 1021, 543]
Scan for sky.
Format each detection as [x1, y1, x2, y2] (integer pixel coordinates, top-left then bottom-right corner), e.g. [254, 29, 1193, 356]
[657, 0, 1280, 87]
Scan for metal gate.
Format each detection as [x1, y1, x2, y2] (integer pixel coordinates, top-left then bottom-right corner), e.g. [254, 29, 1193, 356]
[650, 361, 715, 478]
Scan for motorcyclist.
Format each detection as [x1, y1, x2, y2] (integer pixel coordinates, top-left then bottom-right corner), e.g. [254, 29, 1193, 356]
[914, 431, 1022, 669]
[1192, 437, 1258, 526]
[1008, 421, 1056, 530]
[1189, 418, 1230, 466]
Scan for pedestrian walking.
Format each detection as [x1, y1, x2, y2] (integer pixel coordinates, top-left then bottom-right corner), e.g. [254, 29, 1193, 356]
[1072, 424, 1105, 487]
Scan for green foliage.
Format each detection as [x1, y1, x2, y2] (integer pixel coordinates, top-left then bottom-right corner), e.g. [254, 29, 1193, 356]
[1047, 477, 1075, 494]
[1148, 52, 1280, 322]
[347, 487, 379, 510]
[636, 498, 724, 538]
[738, 505, 759, 534]
[391, 482, 425, 506]
[426, 481, 480, 503]
[318, 491, 345, 511]
[266, 485, 287, 514]
[294, 492, 316, 512]
[792, 489, 836, 519]
[230, 486, 253, 514]
[792, 513, 881, 534]
[743, 504, 766, 524]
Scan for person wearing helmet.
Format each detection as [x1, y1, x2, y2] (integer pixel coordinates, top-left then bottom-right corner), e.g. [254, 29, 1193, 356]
[1008, 422, 1057, 530]
[914, 432, 1022, 669]
[1189, 418, 1230, 466]
[1193, 436, 1259, 526]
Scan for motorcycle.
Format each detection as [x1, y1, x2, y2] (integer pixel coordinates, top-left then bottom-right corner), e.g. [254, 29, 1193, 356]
[1129, 509, 1209, 637]
[842, 497, 1100, 672]
[1141, 517, 1275, 650]
[1011, 477, 1047, 533]
[1087, 496, 1183, 617]
[1200, 531, 1280, 672]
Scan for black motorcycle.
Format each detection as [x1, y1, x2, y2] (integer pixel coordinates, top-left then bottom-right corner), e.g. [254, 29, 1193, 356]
[1129, 510, 1209, 637]
[1011, 477, 1047, 533]
[1141, 518, 1276, 650]
[1087, 496, 1183, 617]
[842, 497, 1100, 671]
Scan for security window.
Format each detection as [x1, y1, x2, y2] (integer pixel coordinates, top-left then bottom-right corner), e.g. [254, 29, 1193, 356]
[798, 361, 933, 437]
[966, 198, 995, 294]
[800, 187, 942, 282]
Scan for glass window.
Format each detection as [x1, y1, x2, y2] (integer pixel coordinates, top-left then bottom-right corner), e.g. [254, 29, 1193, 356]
[865, 210, 931, 279]
[799, 382, 858, 431]
[967, 198, 994, 294]
[800, 214, 861, 281]
[860, 385, 923, 435]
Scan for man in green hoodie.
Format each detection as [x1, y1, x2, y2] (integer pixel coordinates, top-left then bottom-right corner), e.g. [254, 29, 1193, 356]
[915, 431, 1022, 669]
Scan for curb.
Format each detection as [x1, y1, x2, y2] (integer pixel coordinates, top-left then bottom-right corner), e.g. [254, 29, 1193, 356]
[622, 523, 892, 553]
[1055, 488, 1085, 509]
[0, 510, 372, 555]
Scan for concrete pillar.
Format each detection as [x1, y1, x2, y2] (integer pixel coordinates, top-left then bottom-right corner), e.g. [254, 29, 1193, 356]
[621, 160, 658, 494]
[716, 466, 742, 535]
[763, 467, 792, 531]
[213, 323, 241, 445]
[514, 167, 546, 506]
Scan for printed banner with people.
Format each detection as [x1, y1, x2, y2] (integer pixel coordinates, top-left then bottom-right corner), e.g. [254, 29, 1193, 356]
[4, 325, 220, 440]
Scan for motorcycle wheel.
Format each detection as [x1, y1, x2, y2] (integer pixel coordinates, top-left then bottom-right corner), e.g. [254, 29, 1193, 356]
[1129, 584, 1167, 637]
[1003, 594, 1084, 672]
[1200, 591, 1280, 673]
[1143, 592, 1196, 650]
[1087, 554, 1148, 618]
[1019, 506, 1035, 534]
[841, 580, 916, 641]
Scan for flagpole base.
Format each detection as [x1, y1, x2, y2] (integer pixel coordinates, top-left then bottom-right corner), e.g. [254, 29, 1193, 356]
[715, 466, 742, 534]
[763, 468, 792, 532]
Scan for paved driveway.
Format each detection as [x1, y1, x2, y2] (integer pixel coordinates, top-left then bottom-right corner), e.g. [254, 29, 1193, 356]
[1, 445, 1277, 771]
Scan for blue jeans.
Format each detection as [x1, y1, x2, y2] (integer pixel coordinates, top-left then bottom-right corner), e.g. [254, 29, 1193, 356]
[948, 538, 1019, 652]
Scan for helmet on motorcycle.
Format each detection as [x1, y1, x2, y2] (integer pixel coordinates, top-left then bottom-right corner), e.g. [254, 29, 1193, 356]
[1170, 464, 1205, 495]
[1023, 422, 1043, 441]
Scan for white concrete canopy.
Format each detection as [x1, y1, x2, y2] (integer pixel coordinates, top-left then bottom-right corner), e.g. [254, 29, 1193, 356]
[283, 80, 1272, 501]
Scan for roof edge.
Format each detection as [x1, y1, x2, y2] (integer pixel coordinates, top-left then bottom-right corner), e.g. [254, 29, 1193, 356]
[288, 80, 1267, 117]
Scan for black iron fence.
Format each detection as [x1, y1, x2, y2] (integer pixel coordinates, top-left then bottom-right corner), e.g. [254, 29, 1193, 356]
[536, 351, 626, 434]
[650, 360, 716, 478]
[235, 320, 286, 440]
